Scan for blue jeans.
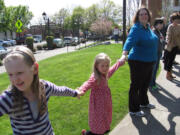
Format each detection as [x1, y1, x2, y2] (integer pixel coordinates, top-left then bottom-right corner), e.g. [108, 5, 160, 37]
[149, 53, 162, 87]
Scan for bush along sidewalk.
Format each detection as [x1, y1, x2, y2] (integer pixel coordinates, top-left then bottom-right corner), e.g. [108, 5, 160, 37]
[46, 36, 54, 50]
[26, 37, 34, 52]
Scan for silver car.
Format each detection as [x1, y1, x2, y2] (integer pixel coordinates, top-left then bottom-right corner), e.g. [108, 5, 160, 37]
[53, 38, 64, 48]
[0, 45, 8, 60]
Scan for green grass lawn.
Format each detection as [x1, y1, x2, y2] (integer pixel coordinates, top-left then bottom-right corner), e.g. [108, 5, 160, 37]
[0, 44, 130, 135]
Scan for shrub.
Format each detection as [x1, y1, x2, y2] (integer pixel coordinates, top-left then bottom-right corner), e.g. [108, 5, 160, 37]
[46, 36, 54, 50]
[26, 37, 34, 51]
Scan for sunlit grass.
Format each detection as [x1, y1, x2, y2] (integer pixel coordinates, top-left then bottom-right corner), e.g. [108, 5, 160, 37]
[0, 44, 130, 135]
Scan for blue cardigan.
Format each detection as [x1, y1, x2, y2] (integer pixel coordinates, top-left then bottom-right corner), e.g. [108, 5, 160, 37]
[123, 22, 158, 62]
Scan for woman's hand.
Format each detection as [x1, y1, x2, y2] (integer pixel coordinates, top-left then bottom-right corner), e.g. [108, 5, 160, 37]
[119, 54, 127, 64]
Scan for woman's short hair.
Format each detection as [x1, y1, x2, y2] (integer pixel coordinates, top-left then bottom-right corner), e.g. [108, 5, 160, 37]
[170, 12, 180, 22]
[133, 8, 151, 24]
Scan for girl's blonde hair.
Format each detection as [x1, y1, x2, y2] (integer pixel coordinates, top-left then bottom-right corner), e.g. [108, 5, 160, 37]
[3, 46, 47, 115]
[93, 53, 111, 82]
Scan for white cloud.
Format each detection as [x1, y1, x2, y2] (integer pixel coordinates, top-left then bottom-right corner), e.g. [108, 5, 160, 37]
[4, 0, 122, 25]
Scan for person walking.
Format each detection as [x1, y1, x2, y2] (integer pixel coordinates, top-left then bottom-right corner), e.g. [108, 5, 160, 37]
[149, 18, 164, 90]
[113, 27, 119, 43]
[164, 12, 180, 80]
[120, 7, 158, 117]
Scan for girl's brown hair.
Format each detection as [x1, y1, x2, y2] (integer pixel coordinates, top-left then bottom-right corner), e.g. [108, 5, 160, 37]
[93, 53, 111, 83]
[3, 46, 47, 115]
[132, 7, 151, 24]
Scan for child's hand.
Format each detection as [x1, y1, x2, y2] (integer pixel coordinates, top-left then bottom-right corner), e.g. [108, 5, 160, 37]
[75, 89, 85, 99]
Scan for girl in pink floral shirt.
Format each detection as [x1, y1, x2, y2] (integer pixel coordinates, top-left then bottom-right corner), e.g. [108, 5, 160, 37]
[80, 53, 125, 135]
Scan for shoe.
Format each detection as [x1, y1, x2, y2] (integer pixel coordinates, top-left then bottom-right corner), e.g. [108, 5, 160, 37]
[81, 129, 86, 135]
[140, 104, 155, 109]
[173, 61, 179, 65]
[166, 72, 173, 81]
[151, 85, 158, 91]
[129, 111, 145, 117]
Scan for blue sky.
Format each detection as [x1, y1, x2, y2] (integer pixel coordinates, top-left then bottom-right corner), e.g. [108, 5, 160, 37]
[4, 0, 122, 25]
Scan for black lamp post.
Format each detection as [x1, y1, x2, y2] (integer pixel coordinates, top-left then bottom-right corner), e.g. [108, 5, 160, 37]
[42, 12, 50, 36]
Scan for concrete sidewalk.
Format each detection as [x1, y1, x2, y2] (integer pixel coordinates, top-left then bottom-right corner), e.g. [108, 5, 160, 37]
[109, 55, 180, 135]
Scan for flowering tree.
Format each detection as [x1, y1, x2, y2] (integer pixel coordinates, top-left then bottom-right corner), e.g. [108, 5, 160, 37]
[90, 18, 112, 40]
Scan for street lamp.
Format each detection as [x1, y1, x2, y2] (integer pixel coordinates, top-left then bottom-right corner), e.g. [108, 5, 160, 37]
[42, 12, 50, 36]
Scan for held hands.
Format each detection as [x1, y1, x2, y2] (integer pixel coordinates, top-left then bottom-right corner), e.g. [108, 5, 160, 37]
[119, 54, 127, 65]
[75, 89, 85, 99]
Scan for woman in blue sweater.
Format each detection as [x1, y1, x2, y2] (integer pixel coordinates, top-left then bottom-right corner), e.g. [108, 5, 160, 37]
[120, 8, 158, 117]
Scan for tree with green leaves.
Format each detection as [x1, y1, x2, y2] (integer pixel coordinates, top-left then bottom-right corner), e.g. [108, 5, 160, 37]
[52, 8, 70, 37]
[0, 4, 33, 39]
[0, 0, 5, 32]
[64, 16, 72, 36]
[84, 4, 99, 31]
[13, 5, 33, 31]
[71, 6, 85, 37]
[97, 0, 122, 28]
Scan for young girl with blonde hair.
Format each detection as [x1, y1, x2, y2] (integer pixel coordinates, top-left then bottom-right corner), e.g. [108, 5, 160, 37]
[0, 46, 83, 135]
[80, 53, 125, 135]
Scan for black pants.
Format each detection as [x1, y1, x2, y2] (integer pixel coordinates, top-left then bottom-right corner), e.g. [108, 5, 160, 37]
[164, 47, 178, 72]
[128, 60, 154, 112]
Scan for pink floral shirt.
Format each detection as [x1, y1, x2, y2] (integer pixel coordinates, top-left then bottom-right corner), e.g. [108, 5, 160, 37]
[80, 60, 124, 134]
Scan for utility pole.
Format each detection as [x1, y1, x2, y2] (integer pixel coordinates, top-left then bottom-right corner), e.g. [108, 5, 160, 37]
[123, 0, 126, 46]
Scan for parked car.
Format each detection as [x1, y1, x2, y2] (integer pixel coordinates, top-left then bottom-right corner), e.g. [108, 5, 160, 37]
[0, 45, 8, 60]
[64, 36, 74, 46]
[0, 40, 4, 46]
[2, 40, 11, 47]
[73, 37, 79, 46]
[53, 38, 64, 48]
[33, 35, 42, 43]
[7, 39, 16, 46]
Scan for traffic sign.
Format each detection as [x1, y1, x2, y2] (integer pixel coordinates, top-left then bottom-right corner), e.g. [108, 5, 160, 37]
[15, 20, 23, 33]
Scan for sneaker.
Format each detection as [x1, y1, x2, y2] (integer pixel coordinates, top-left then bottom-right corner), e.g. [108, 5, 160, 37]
[149, 86, 157, 91]
[152, 85, 158, 91]
[81, 129, 86, 135]
[173, 61, 179, 65]
[129, 111, 145, 117]
[140, 104, 155, 109]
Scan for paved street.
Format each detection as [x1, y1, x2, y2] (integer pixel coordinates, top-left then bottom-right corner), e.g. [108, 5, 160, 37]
[0, 42, 92, 74]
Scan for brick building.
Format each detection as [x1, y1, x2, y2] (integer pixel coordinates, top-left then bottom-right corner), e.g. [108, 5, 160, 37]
[141, 0, 180, 21]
